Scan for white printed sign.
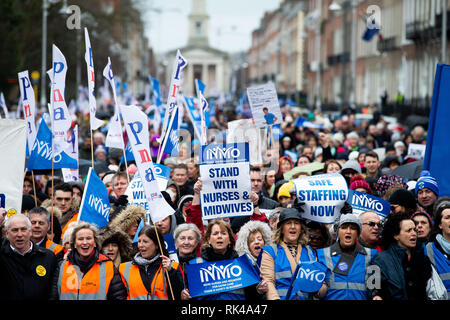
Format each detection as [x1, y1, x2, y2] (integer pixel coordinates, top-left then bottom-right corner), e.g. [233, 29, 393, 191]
[246, 82, 282, 128]
[407, 143, 426, 160]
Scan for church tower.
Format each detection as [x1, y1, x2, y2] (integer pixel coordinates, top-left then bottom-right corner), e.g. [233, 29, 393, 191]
[187, 0, 210, 47]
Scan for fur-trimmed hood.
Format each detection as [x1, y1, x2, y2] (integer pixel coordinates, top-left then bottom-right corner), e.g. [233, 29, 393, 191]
[98, 225, 133, 261]
[235, 220, 272, 264]
[40, 199, 62, 220]
[109, 204, 146, 234]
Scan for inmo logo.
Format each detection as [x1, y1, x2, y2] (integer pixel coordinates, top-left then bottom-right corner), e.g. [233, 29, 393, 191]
[366, 5, 381, 30]
[206, 146, 241, 161]
[199, 263, 242, 282]
[298, 268, 326, 283]
[353, 194, 384, 212]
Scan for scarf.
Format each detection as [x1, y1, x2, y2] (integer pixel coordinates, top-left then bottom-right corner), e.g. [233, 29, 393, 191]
[283, 241, 298, 259]
[68, 248, 99, 274]
[133, 253, 161, 268]
[436, 234, 450, 255]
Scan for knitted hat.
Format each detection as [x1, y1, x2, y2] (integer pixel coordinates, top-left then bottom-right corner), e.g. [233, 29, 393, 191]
[337, 214, 362, 234]
[341, 159, 362, 174]
[388, 189, 417, 211]
[349, 175, 373, 194]
[415, 170, 439, 197]
[375, 175, 408, 197]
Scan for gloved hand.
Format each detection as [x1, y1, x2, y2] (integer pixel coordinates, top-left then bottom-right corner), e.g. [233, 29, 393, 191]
[340, 202, 353, 215]
[292, 199, 306, 213]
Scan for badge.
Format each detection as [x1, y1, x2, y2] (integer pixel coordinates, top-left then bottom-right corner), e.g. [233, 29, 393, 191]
[7, 208, 17, 218]
[36, 265, 47, 277]
[337, 262, 348, 272]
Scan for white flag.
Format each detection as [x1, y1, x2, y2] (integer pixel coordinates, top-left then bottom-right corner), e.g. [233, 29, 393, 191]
[160, 50, 187, 144]
[84, 28, 104, 130]
[62, 125, 79, 182]
[103, 57, 124, 149]
[0, 119, 27, 216]
[17, 71, 38, 154]
[121, 105, 174, 223]
[48, 44, 72, 155]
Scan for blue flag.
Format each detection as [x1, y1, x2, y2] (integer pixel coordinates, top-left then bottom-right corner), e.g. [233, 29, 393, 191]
[195, 78, 206, 95]
[362, 18, 380, 41]
[288, 261, 327, 298]
[162, 104, 180, 157]
[186, 255, 260, 298]
[132, 218, 145, 247]
[424, 64, 450, 196]
[78, 167, 111, 229]
[347, 190, 390, 218]
[149, 76, 162, 107]
[295, 116, 324, 129]
[120, 142, 134, 165]
[26, 117, 78, 170]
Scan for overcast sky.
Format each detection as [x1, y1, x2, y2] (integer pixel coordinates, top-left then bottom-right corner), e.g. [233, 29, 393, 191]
[142, 0, 282, 54]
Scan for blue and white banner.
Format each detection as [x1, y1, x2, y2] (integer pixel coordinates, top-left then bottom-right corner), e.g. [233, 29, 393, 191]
[295, 116, 324, 129]
[120, 142, 134, 165]
[26, 117, 78, 170]
[78, 167, 110, 229]
[424, 64, 450, 197]
[199, 142, 253, 220]
[288, 261, 327, 298]
[121, 104, 174, 223]
[186, 255, 260, 298]
[47, 44, 72, 155]
[347, 190, 390, 218]
[84, 28, 104, 131]
[103, 57, 124, 150]
[293, 173, 348, 224]
[183, 96, 202, 140]
[160, 50, 187, 145]
[17, 71, 37, 155]
[163, 234, 179, 263]
[61, 125, 79, 182]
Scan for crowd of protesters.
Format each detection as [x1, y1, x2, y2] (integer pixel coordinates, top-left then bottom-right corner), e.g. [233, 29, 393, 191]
[1, 98, 449, 301]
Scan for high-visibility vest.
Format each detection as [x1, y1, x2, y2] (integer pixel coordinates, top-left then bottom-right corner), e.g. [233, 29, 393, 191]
[61, 212, 79, 240]
[317, 246, 377, 300]
[57, 254, 114, 300]
[119, 261, 180, 300]
[45, 239, 65, 256]
[425, 242, 450, 298]
[263, 244, 316, 300]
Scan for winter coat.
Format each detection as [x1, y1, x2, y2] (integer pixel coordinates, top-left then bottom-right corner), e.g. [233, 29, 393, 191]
[369, 244, 432, 300]
[109, 204, 146, 237]
[98, 226, 134, 267]
[0, 239, 59, 300]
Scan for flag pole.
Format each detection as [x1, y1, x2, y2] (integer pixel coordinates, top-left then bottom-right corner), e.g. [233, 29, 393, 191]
[153, 225, 175, 300]
[31, 171, 38, 207]
[90, 128, 95, 169]
[122, 149, 130, 182]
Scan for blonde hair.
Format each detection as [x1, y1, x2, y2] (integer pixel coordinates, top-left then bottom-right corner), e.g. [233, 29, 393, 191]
[272, 220, 309, 246]
[70, 222, 102, 250]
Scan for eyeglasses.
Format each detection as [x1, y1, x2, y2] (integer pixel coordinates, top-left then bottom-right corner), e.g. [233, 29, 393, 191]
[363, 222, 382, 228]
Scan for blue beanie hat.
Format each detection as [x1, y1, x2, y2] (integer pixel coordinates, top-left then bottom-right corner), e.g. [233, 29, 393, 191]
[415, 170, 439, 197]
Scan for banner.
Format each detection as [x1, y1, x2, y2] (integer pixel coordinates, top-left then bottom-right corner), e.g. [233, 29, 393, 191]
[61, 125, 79, 181]
[347, 190, 390, 218]
[160, 50, 187, 144]
[185, 255, 260, 298]
[78, 167, 111, 229]
[103, 57, 125, 150]
[295, 116, 325, 129]
[84, 28, 104, 131]
[246, 82, 282, 129]
[48, 44, 71, 155]
[121, 104, 174, 223]
[227, 119, 263, 165]
[163, 234, 179, 263]
[183, 96, 202, 140]
[407, 143, 426, 161]
[0, 119, 27, 217]
[17, 71, 37, 155]
[199, 142, 253, 220]
[288, 261, 327, 298]
[26, 117, 78, 170]
[293, 173, 348, 224]
[424, 64, 450, 196]
[125, 164, 172, 214]
[160, 104, 180, 159]
[195, 79, 208, 145]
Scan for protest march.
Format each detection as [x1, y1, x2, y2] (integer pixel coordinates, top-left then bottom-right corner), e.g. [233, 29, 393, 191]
[0, 2, 450, 309]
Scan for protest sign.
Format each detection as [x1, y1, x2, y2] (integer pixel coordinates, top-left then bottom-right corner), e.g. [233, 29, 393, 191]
[246, 82, 282, 129]
[293, 173, 348, 224]
[61, 125, 79, 182]
[17, 71, 37, 154]
[186, 255, 260, 298]
[0, 119, 27, 217]
[199, 142, 253, 220]
[163, 234, 179, 263]
[78, 167, 111, 229]
[347, 190, 390, 219]
[287, 261, 328, 298]
[407, 143, 426, 161]
[227, 119, 263, 165]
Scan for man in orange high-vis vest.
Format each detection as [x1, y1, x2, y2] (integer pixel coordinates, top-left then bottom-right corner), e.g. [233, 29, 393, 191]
[29, 207, 65, 261]
[57, 253, 117, 300]
[119, 260, 181, 300]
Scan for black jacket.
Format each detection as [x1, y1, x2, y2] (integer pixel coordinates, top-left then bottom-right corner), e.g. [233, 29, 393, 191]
[0, 238, 59, 300]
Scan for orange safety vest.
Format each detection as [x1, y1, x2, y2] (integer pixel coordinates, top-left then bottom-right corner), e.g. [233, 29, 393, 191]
[61, 212, 79, 240]
[119, 261, 179, 300]
[57, 254, 114, 300]
[45, 239, 65, 256]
